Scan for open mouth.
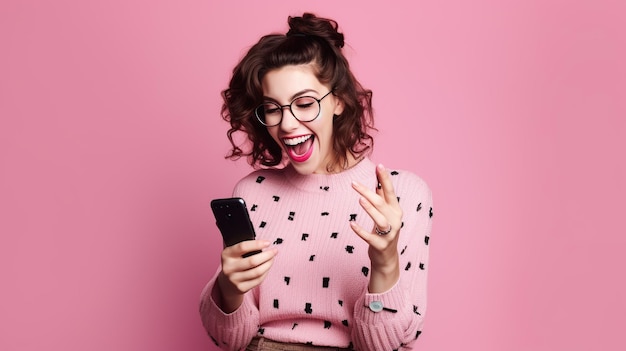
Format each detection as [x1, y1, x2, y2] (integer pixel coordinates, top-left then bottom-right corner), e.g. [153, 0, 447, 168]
[283, 135, 314, 162]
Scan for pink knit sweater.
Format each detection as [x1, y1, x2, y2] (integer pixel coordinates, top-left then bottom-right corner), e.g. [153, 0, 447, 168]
[200, 158, 433, 350]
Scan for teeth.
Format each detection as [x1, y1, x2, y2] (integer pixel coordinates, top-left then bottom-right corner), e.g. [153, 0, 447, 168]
[283, 135, 312, 146]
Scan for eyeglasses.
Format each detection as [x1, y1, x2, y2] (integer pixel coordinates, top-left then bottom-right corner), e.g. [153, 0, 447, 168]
[254, 90, 334, 127]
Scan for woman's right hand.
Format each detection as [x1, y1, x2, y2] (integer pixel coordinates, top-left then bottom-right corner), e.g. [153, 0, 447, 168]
[216, 240, 278, 313]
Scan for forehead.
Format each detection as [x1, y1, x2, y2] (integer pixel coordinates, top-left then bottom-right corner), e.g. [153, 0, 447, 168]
[261, 64, 325, 99]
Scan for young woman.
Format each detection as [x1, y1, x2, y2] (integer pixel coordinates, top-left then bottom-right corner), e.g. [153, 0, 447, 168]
[200, 13, 433, 351]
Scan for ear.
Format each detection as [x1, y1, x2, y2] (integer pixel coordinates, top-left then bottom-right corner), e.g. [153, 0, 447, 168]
[332, 95, 345, 116]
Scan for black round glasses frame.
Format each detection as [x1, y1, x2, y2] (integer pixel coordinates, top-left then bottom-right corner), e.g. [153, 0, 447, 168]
[254, 90, 334, 127]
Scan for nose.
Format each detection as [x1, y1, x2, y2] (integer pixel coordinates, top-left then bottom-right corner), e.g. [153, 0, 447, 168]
[279, 106, 300, 131]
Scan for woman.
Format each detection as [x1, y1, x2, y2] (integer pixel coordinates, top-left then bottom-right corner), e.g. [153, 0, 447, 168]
[200, 13, 433, 351]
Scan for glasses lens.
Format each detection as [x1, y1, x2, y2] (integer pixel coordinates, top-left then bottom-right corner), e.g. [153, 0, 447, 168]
[256, 102, 282, 126]
[291, 97, 319, 122]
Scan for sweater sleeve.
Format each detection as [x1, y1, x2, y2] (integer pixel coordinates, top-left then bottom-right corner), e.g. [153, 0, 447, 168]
[198, 174, 266, 350]
[199, 270, 260, 350]
[351, 173, 433, 350]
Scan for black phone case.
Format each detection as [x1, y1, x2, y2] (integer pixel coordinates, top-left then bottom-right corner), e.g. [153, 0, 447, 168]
[210, 197, 260, 257]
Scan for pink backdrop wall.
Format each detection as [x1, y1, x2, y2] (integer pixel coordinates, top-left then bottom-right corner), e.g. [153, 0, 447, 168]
[1, 1, 624, 350]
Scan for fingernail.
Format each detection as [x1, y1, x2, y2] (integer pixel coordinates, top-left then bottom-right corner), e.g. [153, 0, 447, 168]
[377, 163, 385, 171]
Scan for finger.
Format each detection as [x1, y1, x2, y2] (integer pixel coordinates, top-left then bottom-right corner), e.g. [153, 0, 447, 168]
[222, 248, 277, 293]
[352, 181, 386, 209]
[226, 240, 271, 258]
[231, 252, 277, 284]
[352, 180, 393, 225]
[224, 246, 276, 268]
[235, 261, 275, 293]
[349, 221, 376, 245]
[376, 163, 399, 205]
[245, 247, 278, 269]
[357, 195, 388, 230]
[349, 221, 394, 253]
[222, 244, 276, 275]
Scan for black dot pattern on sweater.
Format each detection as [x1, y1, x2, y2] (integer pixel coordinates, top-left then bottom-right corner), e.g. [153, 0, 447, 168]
[237, 164, 431, 348]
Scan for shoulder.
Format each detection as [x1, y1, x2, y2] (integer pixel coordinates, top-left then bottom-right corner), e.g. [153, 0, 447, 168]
[386, 167, 434, 226]
[387, 167, 431, 198]
[232, 167, 288, 196]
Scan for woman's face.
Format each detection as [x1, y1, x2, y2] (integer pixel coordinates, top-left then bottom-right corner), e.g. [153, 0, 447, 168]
[261, 64, 344, 175]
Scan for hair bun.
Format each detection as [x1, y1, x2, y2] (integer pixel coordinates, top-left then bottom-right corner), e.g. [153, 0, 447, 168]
[287, 13, 345, 48]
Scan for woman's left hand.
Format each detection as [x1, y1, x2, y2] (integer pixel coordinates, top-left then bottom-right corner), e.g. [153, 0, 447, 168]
[350, 163, 403, 293]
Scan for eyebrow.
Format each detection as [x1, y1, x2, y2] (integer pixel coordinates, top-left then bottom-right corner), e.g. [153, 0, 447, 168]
[263, 89, 319, 103]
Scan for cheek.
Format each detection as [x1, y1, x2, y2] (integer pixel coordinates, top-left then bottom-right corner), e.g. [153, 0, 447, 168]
[314, 115, 335, 137]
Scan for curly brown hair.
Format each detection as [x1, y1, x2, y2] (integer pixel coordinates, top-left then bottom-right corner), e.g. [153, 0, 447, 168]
[221, 13, 374, 171]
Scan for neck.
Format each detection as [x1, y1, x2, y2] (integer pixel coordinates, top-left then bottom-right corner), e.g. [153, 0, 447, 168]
[316, 152, 361, 174]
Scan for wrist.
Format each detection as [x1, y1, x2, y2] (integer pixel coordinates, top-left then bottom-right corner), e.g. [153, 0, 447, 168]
[368, 256, 400, 293]
[369, 248, 399, 273]
[216, 273, 244, 313]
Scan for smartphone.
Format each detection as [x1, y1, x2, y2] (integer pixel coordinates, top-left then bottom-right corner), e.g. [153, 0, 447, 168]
[210, 197, 261, 257]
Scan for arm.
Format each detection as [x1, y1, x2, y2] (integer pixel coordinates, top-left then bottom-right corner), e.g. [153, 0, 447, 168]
[350, 165, 433, 350]
[199, 239, 277, 350]
[199, 273, 259, 350]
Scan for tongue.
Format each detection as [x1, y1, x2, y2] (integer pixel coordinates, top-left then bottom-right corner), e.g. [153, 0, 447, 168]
[293, 137, 313, 156]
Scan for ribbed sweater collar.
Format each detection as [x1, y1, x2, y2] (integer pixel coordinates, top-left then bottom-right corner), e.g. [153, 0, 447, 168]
[283, 157, 377, 193]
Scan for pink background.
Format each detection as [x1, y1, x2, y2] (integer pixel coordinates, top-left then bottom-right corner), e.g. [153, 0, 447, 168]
[1, 1, 625, 350]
